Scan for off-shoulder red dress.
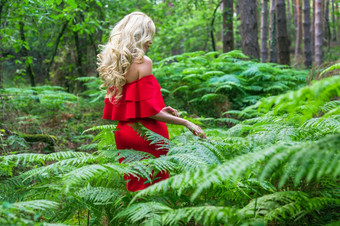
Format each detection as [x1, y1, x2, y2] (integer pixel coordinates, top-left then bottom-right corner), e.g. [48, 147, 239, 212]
[102, 74, 169, 192]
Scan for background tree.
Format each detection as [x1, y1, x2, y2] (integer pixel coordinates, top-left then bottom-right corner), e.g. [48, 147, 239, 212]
[276, 0, 290, 65]
[323, 0, 331, 50]
[331, 0, 336, 41]
[269, 0, 277, 63]
[260, 0, 268, 62]
[302, 0, 312, 68]
[315, 0, 323, 66]
[222, 0, 234, 52]
[239, 0, 259, 59]
[294, 0, 301, 64]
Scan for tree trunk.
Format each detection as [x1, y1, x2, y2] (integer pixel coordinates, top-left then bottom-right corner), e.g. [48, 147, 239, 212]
[260, 0, 269, 62]
[269, 0, 277, 63]
[0, 0, 6, 89]
[239, 0, 260, 59]
[314, 0, 323, 66]
[311, 0, 315, 58]
[337, 2, 340, 41]
[19, 21, 36, 86]
[323, 0, 330, 49]
[331, 0, 336, 41]
[210, 3, 220, 52]
[222, 0, 234, 52]
[276, 0, 290, 65]
[294, 0, 302, 63]
[302, 0, 312, 68]
[235, 1, 241, 49]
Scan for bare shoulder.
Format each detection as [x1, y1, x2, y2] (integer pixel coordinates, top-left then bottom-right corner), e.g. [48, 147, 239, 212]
[137, 55, 153, 78]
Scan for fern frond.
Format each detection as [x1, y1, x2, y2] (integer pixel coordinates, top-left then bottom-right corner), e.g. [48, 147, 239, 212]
[76, 184, 125, 205]
[130, 122, 170, 150]
[160, 206, 239, 225]
[114, 202, 171, 224]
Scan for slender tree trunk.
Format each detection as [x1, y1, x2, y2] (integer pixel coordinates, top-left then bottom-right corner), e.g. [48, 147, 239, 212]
[222, 0, 234, 52]
[260, 0, 269, 62]
[235, 1, 241, 49]
[19, 21, 36, 86]
[314, 0, 323, 66]
[47, 21, 68, 79]
[337, 2, 340, 41]
[0, 0, 6, 89]
[210, 2, 220, 51]
[331, 0, 336, 41]
[269, 0, 277, 62]
[240, 0, 260, 59]
[302, 0, 312, 68]
[311, 0, 315, 58]
[323, 0, 330, 49]
[276, 0, 290, 65]
[294, 0, 301, 63]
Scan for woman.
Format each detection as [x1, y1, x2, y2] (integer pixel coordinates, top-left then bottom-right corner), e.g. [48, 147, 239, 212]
[97, 12, 206, 192]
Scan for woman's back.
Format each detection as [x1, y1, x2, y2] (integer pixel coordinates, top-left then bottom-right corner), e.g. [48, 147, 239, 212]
[125, 56, 153, 84]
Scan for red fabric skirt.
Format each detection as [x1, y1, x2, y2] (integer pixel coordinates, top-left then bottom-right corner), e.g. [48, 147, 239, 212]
[115, 118, 169, 192]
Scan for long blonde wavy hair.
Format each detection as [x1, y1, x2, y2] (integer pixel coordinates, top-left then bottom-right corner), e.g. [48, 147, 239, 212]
[97, 12, 155, 103]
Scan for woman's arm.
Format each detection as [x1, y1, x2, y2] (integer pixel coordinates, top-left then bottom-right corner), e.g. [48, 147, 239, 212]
[149, 109, 206, 139]
[137, 57, 206, 138]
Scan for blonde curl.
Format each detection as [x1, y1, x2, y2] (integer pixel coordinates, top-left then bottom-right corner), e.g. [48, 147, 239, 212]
[97, 12, 155, 103]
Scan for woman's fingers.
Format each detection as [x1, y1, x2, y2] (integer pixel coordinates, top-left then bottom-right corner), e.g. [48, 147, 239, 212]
[189, 124, 206, 139]
[165, 106, 179, 117]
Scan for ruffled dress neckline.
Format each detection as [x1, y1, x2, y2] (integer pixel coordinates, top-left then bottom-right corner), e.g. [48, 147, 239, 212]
[125, 74, 154, 85]
[103, 74, 165, 121]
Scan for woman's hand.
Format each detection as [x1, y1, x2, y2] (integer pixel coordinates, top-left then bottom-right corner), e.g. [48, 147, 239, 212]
[185, 121, 207, 139]
[162, 106, 179, 117]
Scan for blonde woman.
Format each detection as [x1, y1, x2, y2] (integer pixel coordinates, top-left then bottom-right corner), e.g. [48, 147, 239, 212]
[98, 12, 206, 192]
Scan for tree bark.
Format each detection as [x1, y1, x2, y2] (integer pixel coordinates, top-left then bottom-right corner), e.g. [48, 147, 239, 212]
[240, 0, 260, 59]
[235, 1, 241, 49]
[260, 0, 269, 62]
[302, 0, 312, 68]
[294, 0, 301, 63]
[276, 0, 290, 65]
[314, 0, 323, 66]
[222, 0, 234, 52]
[210, 2, 220, 52]
[323, 0, 330, 49]
[311, 0, 315, 58]
[331, 0, 336, 41]
[0, 0, 6, 89]
[269, 0, 277, 63]
[337, 2, 340, 41]
[19, 21, 36, 86]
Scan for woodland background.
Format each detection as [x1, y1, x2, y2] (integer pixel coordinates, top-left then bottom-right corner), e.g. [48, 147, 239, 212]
[0, 0, 340, 225]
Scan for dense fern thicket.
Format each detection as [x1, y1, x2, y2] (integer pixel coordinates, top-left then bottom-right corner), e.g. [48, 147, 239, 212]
[154, 50, 309, 117]
[1, 64, 339, 225]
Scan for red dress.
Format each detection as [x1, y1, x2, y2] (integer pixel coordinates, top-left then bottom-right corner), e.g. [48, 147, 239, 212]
[102, 74, 169, 192]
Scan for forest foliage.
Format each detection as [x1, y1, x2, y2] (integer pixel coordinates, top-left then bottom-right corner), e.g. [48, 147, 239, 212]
[0, 54, 339, 225]
[1, 0, 340, 225]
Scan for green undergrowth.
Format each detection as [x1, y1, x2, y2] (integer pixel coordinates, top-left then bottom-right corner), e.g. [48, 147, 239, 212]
[0, 64, 339, 225]
[154, 50, 309, 117]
